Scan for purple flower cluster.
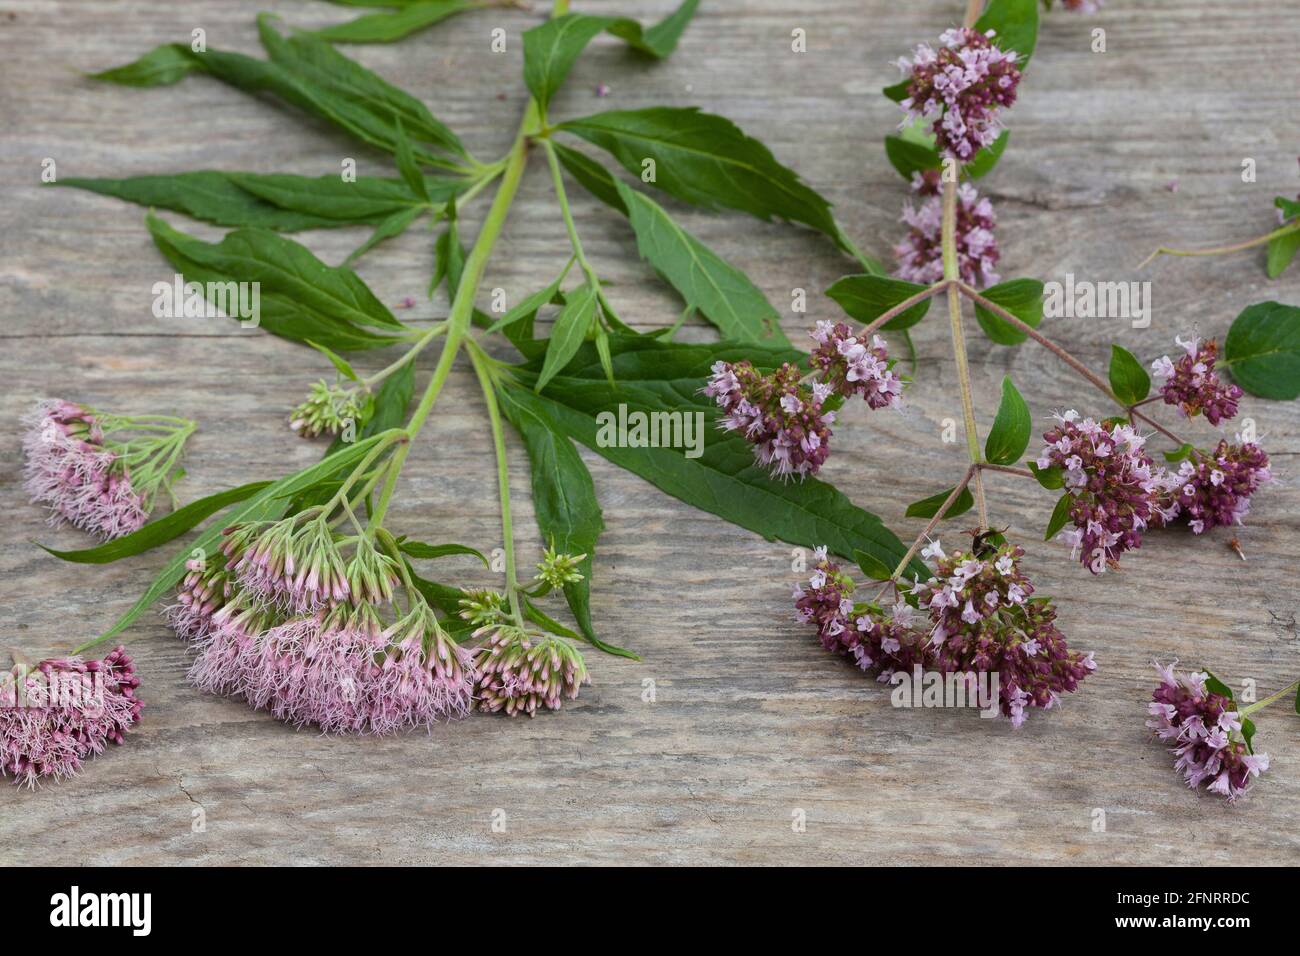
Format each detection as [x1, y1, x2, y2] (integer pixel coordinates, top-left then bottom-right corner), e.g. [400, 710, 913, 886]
[914, 540, 1095, 726]
[23, 400, 148, 539]
[1150, 335, 1243, 425]
[1, 646, 142, 788]
[1148, 662, 1268, 802]
[809, 322, 904, 410]
[703, 360, 837, 479]
[1170, 440, 1273, 534]
[1037, 411, 1180, 573]
[793, 549, 932, 681]
[473, 626, 590, 717]
[894, 172, 1000, 288]
[896, 27, 1021, 161]
[794, 540, 1094, 727]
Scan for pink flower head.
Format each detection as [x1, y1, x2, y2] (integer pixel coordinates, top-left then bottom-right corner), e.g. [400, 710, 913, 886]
[1, 645, 142, 788]
[808, 323, 905, 409]
[896, 27, 1021, 161]
[474, 627, 589, 717]
[1038, 411, 1179, 572]
[22, 400, 148, 539]
[1148, 662, 1267, 802]
[703, 360, 835, 479]
[1167, 440, 1273, 534]
[894, 172, 1000, 288]
[164, 559, 235, 641]
[914, 538, 1094, 726]
[371, 606, 476, 732]
[223, 517, 350, 614]
[1150, 335, 1243, 425]
[793, 549, 857, 652]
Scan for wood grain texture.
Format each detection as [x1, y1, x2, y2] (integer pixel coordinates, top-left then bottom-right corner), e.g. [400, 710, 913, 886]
[2, 0, 1299, 865]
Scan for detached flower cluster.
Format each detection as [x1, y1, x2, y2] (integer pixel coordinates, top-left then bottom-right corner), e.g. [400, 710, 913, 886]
[167, 509, 593, 732]
[23, 399, 194, 540]
[704, 325, 903, 479]
[289, 381, 374, 439]
[1148, 662, 1268, 802]
[794, 540, 1094, 727]
[896, 27, 1022, 161]
[1151, 335, 1243, 425]
[1, 646, 142, 788]
[894, 171, 1000, 288]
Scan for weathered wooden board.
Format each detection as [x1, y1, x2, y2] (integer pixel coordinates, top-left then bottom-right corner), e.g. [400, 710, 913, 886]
[1, 0, 1298, 865]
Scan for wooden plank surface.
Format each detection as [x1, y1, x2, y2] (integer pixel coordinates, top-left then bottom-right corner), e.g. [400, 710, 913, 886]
[2, 0, 1299, 865]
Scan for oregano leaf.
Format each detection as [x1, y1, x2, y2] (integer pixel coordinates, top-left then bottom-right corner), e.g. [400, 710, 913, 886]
[905, 485, 975, 520]
[825, 274, 932, 331]
[985, 375, 1031, 465]
[1027, 461, 1065, 490]
[972, 278, 1043, 345]
[854, 549, 894, 581]
[1045, 492, 1073, 541]
[1222, 301, 1300, 400]
[1108, 344, 1151, 405]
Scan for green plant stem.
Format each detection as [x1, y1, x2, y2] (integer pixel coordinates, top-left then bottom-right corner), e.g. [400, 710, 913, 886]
[954, 280, 1192, 447]
[539, 137, 606, 309]
[979, 462, 1034, 480]
[1137, 220, 1300, 269]
[1239, 678, 1300, 718]
[367, 92, 542, 527]
[856, 279, 950, 339]
[890, 463, 977, 580]
[467, 341, 528, 629]
[941, 179, 988, 531]
[361, 322, 448, 388]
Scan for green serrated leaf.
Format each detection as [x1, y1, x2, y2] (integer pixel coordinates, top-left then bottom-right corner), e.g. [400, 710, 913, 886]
[502, 335, 927, 581]
[1222, 301, 1300, 400]
[825, 274, 932, 331]
[905, 485, 975, 520]
[614, 180, 788, 345]
[985, 375, 1031, 465]
[558, 107, 840, 241]
[40, 481, 272, 564]
[1045, 491, 1073, 541]
[973, 278, 1043, 345]
[536, 282, 598, 393]
[1108, 344, 1151, 405]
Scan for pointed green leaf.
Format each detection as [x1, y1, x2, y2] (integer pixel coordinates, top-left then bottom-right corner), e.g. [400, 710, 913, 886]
[825, 274, 932, 331]
[558, 107, 839, 241]
[614, 180, 787, 345]
[89, 43, 200, 86]
[40, 481, 272, 564]
[345, 206, 425, 265]
[535, 282, 598, 393]
[985, 376, 1031, 465]
[1108, 344, 1151, 405]
[854, 549, 894, 581]
[397, 540, 489, 565]
[306, 340, 360, 381]
[973, 278, 1043, 345]
[1027, 461, 1065, 490]
[1045, 492, 1073, 541]
[905, 485, 975, 520]
[552, 141, 628, 212]
[394, 118, 431, 203]
[316, 1, 473, 44]
[976, 0, 1039, 67]
[486, 263, 574, 335]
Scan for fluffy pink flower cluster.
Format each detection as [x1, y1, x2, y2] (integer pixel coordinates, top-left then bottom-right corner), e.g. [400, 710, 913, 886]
[1148, 662, 1268, 802]
[894, 171, 1000, 288]
[166, 515, 592, 731]
[794, 540, 1094, 726]
[473, 626, 590, 717]
[703, 360, 837, 479]
[914, 540, 1095, 726]
[808, 322, 904, 410]
[1171, 439, 1273, 534]
[1, 646, 142, 788]
[896, 27, 1021, 161]
[23, 400, 148, 539]
[1037, 411, 1180, 573]
[1151, 335, 1243, 425]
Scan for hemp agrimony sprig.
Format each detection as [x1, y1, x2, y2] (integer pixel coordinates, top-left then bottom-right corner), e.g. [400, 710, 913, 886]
[20, 0, 948, 783]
